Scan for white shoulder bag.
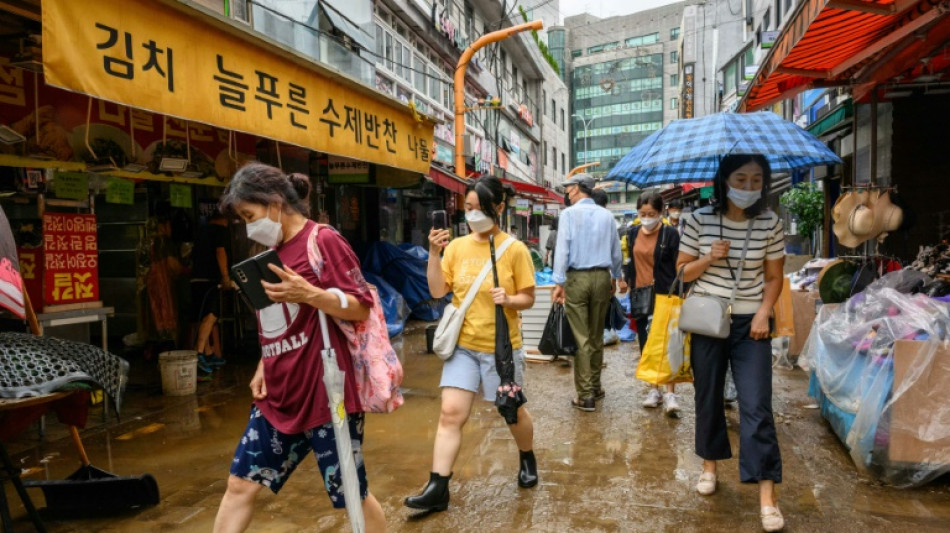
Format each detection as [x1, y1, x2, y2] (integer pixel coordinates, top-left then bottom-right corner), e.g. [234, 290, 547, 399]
[433, 237, 515, 360]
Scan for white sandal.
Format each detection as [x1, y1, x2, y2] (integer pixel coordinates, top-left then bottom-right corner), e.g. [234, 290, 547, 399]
[761, 505, 785, 532]
[695, 472, 717, 495]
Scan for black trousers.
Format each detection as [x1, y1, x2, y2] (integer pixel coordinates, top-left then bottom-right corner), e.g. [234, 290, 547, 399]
[691, 314, 782, 483]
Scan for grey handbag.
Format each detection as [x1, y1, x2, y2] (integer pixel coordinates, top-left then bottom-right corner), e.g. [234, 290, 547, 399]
[678, 218, 753, 339]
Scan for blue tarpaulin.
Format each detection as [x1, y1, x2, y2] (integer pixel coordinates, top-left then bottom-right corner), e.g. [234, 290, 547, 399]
[364, 272, 409, 338]
[363, 242, 450, 321]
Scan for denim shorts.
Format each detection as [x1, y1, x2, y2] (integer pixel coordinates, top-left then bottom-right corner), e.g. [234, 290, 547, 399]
[229, 405, 368, 508]
[440, 346, 526, 401]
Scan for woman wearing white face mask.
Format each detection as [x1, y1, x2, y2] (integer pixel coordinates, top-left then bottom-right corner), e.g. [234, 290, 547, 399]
[676, 154, 787, 532]
[213, 163, 387, 533]
[618, 192, 682, 415]
[406, 177, 538, 513]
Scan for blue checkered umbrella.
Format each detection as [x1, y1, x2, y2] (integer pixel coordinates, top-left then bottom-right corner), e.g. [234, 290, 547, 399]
[606, 111, 842, 188]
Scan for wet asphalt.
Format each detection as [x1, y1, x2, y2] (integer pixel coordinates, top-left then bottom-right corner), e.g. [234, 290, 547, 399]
[3, 321, 949, 532]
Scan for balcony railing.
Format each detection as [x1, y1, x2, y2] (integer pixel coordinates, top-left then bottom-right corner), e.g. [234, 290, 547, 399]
[249, 1, 374, 86]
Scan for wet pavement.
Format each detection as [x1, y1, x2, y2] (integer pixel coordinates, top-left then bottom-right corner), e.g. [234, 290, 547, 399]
[4, 321, 949, 532]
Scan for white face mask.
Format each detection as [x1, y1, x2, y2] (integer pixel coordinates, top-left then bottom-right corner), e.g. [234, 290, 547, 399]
[668, 211, 681, 221]
[246, 206, 283, 247]
[640, 217, 660, 230]
[465, 209, 495, 234]
[727, 187, 762, 209]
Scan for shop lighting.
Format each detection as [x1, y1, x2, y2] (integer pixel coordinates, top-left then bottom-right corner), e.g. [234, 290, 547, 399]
[883, 89, 913, 98]
[0, 125, 26, 144]
[159, 157, 189, 172]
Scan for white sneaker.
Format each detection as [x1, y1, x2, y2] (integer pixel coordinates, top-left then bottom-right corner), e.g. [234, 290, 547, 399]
[696, 472, 717, 495]
[663, 392, 680, 417]
[761, 506, 785, 531]
[642, 388, 663, 408]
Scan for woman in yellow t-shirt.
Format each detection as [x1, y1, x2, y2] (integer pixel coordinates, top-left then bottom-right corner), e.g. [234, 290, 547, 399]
[405, 177, 538, 514]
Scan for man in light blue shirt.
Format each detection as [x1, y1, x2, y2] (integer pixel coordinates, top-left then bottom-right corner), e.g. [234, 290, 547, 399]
[552, 174, 622, 412]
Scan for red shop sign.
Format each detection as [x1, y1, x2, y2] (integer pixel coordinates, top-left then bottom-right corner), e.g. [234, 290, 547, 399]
[42, 213, 99, 306]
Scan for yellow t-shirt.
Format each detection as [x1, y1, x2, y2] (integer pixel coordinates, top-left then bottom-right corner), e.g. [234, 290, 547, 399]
[441, 233, 536, 353]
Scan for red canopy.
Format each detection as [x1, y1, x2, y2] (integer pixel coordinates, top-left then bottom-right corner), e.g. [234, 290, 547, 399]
[428, 166, 467, 196]
[741, 0, 950, 111]
[502, 178, 564, 205]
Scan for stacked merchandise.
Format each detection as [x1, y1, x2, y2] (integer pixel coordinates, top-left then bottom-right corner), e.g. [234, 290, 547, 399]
[800, 269, 950, 487]
[906, 243, 950, 297]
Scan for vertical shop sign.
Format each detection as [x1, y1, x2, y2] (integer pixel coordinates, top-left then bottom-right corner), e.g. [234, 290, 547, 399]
[42, 213, 99, 306]
[683, 63, 695, 119]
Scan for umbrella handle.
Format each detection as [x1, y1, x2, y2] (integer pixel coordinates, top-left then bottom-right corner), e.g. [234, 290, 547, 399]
[488, 234, 500, 288]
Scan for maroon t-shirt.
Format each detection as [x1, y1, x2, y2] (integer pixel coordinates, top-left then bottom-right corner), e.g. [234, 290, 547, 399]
[254, 220, 372, 434]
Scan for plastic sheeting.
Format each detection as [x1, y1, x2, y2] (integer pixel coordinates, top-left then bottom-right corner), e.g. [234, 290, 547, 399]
[799, 270, 950, 487]
[362, 242, 450, 321]
[364, 272, 409, 338]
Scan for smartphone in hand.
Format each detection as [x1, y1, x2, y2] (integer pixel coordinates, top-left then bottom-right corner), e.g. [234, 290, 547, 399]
[432, 210, 448, 230]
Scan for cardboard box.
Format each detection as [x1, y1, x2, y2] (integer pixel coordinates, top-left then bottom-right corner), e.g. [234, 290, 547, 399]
[789, 290, 820, 356]
[888, 340, 950, 466]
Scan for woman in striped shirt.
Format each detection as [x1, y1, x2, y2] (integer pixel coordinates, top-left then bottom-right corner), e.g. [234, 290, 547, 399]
[676, 154, 786, 532]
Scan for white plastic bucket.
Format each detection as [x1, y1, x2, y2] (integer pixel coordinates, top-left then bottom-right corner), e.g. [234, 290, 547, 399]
[158, 350, 198, 396]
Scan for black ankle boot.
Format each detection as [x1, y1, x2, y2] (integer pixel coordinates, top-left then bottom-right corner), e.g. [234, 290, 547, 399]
[518, 450, 538, 488]
[405, 472, 452, 512]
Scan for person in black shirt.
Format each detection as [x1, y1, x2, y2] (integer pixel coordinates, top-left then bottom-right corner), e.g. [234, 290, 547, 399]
[191, 210, 231, 369]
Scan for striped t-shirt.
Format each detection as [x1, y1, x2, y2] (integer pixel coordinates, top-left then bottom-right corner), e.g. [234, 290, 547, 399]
[680, 206, 785, 315]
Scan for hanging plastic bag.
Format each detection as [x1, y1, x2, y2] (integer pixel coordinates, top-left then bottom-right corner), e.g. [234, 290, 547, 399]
[605, 296, 628, 331]
[636, 293, 692, 385]
[538, 303, 577, 356]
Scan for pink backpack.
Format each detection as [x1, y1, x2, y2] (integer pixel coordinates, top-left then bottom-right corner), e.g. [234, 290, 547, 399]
[306, 224, 404, 413]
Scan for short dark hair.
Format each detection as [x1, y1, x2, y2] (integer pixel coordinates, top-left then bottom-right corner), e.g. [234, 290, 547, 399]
[219, 163, 311, 217]
[637, 191, 664, 212]
[667, 199, 684, 210]
[712, 154, 772, 218]
[465, 176, 514, 225]
[550, 217, 558, 231]
[590, 188, 608, 207]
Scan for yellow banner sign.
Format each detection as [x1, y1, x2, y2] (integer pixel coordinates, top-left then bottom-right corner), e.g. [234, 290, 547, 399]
[42, 0, 434, 174]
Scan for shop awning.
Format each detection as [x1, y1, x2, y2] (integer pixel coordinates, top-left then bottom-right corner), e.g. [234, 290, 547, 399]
[320, 5, 375, 53]
[807, 100, 854, 137]
[501, 178, 563, 204]
[740, 0, 950, 111]
[429, 166, 467, 195]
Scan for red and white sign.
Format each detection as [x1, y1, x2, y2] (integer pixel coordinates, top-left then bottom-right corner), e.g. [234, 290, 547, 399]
[42, 214, 99, 306]
[518, 104, 534, 127]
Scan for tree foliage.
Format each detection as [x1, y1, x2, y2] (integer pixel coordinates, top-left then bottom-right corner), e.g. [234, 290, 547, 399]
[780, 182, 824, 240]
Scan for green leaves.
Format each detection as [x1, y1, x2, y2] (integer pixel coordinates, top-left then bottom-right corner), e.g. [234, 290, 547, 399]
[780, 182, 824, 239]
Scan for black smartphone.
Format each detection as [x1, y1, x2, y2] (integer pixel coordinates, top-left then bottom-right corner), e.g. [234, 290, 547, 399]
[230, 249, 284, 310]
[432, 210, 448, 230]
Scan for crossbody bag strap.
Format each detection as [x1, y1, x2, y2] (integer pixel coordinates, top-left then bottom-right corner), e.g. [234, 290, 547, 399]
[727, 220, 755, 312]
[457, 237, 515, 315]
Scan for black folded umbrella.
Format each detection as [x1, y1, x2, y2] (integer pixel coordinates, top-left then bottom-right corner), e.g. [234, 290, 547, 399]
[489, 234, 526, 425]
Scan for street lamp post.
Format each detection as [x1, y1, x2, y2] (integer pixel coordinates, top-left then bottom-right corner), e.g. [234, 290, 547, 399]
[571, 113, 602, 167]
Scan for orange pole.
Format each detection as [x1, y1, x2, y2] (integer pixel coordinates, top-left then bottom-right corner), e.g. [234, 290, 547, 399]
[567, 162, 601, 179]
[455, 20, 543, 178]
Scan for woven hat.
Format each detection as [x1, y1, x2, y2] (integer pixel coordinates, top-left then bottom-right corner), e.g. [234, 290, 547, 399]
[868, 190, 904, 242]
[832, 191, 874, 248]
[818, 259, 859, 304]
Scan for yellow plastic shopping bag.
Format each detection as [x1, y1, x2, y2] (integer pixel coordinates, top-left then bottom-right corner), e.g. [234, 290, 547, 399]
[635, 293, 692, 385]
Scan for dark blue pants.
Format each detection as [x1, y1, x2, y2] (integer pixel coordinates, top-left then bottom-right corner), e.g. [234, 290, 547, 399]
[691, 314, 782, 483]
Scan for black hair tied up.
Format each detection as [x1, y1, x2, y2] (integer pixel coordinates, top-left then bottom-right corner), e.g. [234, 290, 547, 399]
[465, 176, 513, 223]
[219, 162, 311, 217]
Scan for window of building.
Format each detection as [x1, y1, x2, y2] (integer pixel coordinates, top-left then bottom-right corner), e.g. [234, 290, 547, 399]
[561, 152, 565, 171]
[724, 60, 737, 96]
[544, 141, 548, 166]
[571, 49, 582, 58]
[608, 192, 622, 204]
[588, 44, 604, 54]
[670, 27, 680, 40]
[560, 109, 565, 130]
[414, 54, 426, 92]
[603, 42, 620, 51]
[542, 90, 547, 115]
[465, 2, 474, 40]
[553, 146, 557, 170]
[625, 32, 659, 47]
[551, 99, 556, 120]
[522, 79, 528, 104]
[670, 97, 678, 110]
[670, 50, 679, 64]
[375, 24, 384, 63]
[671, 73, 679, 87]
[776, 0, 782, 27]
[385, 32, 393, 70]
[764, 8, 771, 31]
[428, 64, 440, 100]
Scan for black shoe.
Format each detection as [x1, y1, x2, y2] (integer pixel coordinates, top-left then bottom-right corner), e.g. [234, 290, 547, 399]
[518, 450, 538, 488]
[571, 397, 596, 412]
[405, 472, 452, 512]
[594, 389, 606, 401]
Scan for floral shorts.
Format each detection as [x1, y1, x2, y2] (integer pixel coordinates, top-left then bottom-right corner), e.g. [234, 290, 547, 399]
[229, 405, 368, 508]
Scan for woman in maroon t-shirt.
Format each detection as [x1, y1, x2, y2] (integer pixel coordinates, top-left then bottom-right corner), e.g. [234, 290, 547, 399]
[213, 163, 386, 532]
